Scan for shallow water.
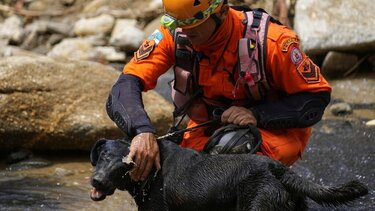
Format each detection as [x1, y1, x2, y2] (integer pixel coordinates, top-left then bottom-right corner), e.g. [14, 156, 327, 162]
[0, 155, 137, 211]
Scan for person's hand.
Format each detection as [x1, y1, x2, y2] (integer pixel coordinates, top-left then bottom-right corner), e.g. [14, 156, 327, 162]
[221, 106, 257, 126]
[127, 132, 160, 181]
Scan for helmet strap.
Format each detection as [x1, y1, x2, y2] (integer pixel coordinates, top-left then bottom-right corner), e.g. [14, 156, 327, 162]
[210, 14, 222, 32]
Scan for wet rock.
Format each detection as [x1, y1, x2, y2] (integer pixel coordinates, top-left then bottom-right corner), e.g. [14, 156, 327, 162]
[0, 174, 25, 182]
[8, 157, 52, 171]
[321, 51, 358, 78]
[0, 56, 173, 150]
[366, 119, 375, 126]
[54, 167, 74, 177]
[294, 0, 375, 54]
[73, 14, 115, 36]
[109, 19, 144, 51]
[330, 102, 353, 116]
[6, 149, 33, 164]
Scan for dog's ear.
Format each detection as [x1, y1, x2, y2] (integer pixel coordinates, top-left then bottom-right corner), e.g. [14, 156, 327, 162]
[90, 139, 108, 166]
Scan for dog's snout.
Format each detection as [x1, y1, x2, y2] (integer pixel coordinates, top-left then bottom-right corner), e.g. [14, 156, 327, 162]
[91, 175, 105, 188]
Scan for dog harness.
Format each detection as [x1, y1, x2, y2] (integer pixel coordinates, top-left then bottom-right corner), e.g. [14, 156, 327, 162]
[171, 10, 273, 123]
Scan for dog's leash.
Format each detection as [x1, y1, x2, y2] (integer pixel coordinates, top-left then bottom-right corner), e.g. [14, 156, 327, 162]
[156, 119, 219, 141]
[156, 108, 224, 141]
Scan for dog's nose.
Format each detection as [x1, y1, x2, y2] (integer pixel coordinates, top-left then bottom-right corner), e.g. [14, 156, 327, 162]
[91, 175, 105, 188]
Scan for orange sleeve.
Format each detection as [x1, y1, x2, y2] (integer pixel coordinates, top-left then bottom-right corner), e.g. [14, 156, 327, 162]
[266, 22, 331, 94]
[123, 26, 175, 91]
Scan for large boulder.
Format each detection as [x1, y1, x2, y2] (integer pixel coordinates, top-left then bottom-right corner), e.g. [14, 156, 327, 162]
[73, 14, 115, 36]
[0, 56, 173, 151]
[294, 0, 375, 54]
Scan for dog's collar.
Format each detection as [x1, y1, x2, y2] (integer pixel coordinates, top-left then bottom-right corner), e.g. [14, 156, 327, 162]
[131, 168, 160, 203]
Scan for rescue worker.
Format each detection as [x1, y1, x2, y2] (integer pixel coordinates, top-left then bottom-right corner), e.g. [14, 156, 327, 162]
[106, 0, 331, 181]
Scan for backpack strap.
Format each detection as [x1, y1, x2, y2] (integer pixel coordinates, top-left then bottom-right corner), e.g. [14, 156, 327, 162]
[238, 10, 272, 101]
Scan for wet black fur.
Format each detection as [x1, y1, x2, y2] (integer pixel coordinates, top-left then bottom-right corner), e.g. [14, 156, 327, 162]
[90, 138, 368, 211]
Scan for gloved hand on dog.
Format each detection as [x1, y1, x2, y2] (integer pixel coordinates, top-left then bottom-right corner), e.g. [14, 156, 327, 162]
[128, 132, 160, 181]
[221, 106, 257, 126]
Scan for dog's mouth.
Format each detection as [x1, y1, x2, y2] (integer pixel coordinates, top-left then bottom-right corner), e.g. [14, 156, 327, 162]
[90, 174, 116, 201]
[90, 187, 107, 201]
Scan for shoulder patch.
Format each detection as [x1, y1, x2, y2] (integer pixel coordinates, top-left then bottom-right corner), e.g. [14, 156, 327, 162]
[281, 37, 299, 52]
[297, 59, 320, 84]
[134, 39, 156, 62]
[290, 47, 303, 66]
[148, 29, 163, 45]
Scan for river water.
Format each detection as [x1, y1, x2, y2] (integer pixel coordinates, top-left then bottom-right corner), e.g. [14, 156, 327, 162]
[0, 154, 137, 211]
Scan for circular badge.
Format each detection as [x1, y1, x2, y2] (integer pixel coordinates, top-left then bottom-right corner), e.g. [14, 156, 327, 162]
[290, 47, 303, 66]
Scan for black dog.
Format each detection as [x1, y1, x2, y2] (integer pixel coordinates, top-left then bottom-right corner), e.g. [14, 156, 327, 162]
[90, 138, 368, 211]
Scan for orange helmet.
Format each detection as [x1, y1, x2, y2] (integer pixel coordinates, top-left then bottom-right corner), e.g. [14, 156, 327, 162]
[161, 0, 224, 30]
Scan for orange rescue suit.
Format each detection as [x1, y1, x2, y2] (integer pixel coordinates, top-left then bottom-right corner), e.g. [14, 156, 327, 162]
[124, 8, 331, 166]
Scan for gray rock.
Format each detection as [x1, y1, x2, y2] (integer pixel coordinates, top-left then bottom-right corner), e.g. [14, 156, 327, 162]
[94, 46, 126, 62]
[0, 15, 24, 44]
[321, 51, 358, 78]
[73, 14, 115, 36]
[47, 38, 99, 61]
[330, 78, 375, 105]
[294, 0, 375, 54]
[330, 102, 353, 116]
[109, 19, 144, 51]
[6, 149, 33, 164]
[54, 167, 74, 177]
[8, 157, 52, 171]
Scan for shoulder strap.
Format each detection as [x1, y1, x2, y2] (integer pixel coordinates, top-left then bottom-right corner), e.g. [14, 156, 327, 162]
[237, 10, 271, 101]
[230, 4, 251, 12]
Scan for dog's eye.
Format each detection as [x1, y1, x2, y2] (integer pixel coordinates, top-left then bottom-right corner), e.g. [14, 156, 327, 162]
[99, 150, 112, 162]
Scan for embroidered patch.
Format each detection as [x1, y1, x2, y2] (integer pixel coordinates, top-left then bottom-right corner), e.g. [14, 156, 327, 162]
[134, 39, 156, 62]
[290, 47, 303, 66]
[147, 29, 163, 45]
[297, 59, 320, 84]
[281, 37, 299, 52]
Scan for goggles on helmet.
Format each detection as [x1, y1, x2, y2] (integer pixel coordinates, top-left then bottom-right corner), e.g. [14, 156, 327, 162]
[160, 0, 223, 30]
